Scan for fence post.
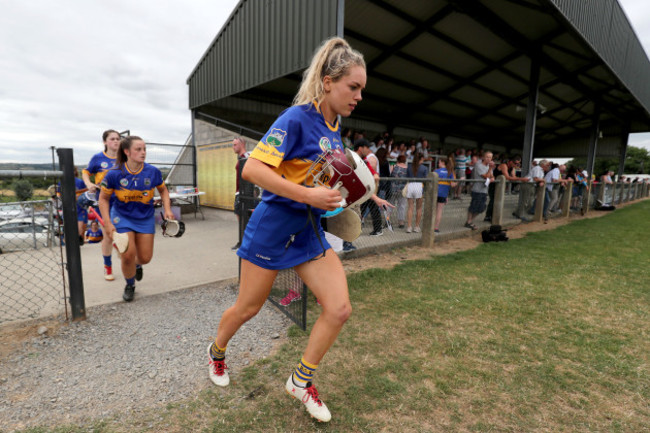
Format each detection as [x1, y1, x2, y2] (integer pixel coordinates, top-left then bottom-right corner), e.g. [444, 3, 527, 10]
[421, 172, 437, 248]
[56, 148, 86, 321]
[492, 175, 506, 226]
[561, 180, 572, 217]
[533, 183, 545, 222]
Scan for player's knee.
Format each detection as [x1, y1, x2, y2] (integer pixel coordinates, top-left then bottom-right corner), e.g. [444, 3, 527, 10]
[238, 305, 262, 323]
[137, 254, 153, 264]
[325, 301, 352, 325]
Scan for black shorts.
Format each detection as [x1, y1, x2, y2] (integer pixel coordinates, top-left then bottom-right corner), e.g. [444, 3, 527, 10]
[437, 196, 448, 204]
[468, 192, 488, 214]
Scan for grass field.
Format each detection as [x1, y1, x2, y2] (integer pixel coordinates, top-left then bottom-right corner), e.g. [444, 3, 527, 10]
[19, 201, 650, 433]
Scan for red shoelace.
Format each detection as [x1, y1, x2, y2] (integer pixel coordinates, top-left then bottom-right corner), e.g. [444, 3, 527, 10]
[209, 359, 227, 375]
[303, 385, 323, 406]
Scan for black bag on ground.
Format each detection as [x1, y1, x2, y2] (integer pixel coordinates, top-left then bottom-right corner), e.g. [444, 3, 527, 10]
[482, 224, 508, 243]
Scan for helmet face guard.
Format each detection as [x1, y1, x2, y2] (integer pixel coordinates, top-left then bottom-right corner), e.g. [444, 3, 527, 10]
[305, 148, 375, 208]
[161, 216, 185, 238]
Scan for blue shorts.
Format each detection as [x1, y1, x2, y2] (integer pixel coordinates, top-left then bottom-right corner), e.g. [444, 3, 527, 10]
[237, 201, 331, 270]
[77, 206, 88, 223]
[110, 208, 155, 234]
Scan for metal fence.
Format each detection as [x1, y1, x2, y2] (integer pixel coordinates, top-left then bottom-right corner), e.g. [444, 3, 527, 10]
[0, 149, 85, 324]
[0, 178, 66, 323]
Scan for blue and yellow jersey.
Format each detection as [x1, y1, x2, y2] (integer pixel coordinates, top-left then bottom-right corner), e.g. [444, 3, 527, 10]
[249, 101, 343, 214]
[100, 163, 164, 220]
[75, 177, 86, 198]
[85, 228, 103, 243]
[83, 151, 116, 190]
[435, 167, 454, 198]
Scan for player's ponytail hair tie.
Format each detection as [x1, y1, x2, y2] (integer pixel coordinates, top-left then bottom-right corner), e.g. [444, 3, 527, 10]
[293, 37, 365, 107]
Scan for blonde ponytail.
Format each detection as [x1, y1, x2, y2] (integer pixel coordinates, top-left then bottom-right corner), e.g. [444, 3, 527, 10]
[293, 37, 365, 106]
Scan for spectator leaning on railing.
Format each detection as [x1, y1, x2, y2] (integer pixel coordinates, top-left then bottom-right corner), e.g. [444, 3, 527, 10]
[464, 151, 494, 230]
[484, 157, 530, 222]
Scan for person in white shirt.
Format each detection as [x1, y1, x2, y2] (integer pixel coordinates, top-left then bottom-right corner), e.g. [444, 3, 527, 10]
[546, 164, 567, 214]
[514, 159, 548, 220]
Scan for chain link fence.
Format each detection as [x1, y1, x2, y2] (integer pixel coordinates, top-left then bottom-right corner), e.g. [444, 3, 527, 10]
[0, 178, 67, 324]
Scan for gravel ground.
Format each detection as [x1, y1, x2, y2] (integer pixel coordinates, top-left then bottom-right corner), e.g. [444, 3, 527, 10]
[0, 281, 291, 432]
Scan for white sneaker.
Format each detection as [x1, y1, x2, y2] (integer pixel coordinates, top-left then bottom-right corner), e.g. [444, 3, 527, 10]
[207, 343, 229, 387]
[104, 266, 115, 281]
[414, 227, 421, 233]
[285, 375, 331, 422]
[406, 227, 412, 233]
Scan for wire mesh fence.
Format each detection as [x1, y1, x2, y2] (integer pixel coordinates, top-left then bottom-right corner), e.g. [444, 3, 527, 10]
[235, 162, 649, 331]
[0, 180, 67, 324]
[146, 142, 196, 191]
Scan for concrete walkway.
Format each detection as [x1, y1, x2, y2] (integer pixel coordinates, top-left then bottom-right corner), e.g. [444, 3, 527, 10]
[80, 207, 240, 307]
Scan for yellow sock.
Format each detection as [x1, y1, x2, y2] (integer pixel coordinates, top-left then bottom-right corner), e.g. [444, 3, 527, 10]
[210, 341, 227, 361]
[292, 357, 318, 387]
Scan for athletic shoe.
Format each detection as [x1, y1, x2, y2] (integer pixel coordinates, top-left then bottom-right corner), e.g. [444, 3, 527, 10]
[406, 227, 412, 233]
[135, 266, 143, 282]
[369, 230, 383, 236]
[342, 242, 357, 252]
[413, 227, 421, 233]
[280, 289, 301, 306]
[104, 266, 115, 281]
[285, 376, 331, 422]
[207, 343, 229, 387]
[123, 284, 135, 302]
[434, 229, 440, 233]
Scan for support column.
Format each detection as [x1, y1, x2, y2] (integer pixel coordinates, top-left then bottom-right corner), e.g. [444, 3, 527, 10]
[336, 0, 345, 37]
[518, 55, 540, 218]
[521, 55, 540, 180]
[617, 131, 629, 179]
[586, 109, 600, 182]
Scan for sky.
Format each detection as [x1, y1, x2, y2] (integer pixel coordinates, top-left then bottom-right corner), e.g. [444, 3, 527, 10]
[1, 0, 650, 165]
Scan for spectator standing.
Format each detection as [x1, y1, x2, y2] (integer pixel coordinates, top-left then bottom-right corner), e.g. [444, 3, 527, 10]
[434, 157, 454, 233]
[389, 154, 408, 228]
[232, 137, 250, 250]
[355, 140, 384, 236]
[484, 158, 529, 222]
[545, 163, 568, 218]
[464, 151, 494, 230]
[405, 152, 429, 233]
[375, 147, 391, 200]
[454, 148, 468, 200]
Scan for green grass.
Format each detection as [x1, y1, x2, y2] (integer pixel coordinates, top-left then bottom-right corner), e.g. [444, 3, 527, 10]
[13, 200, 650, 433]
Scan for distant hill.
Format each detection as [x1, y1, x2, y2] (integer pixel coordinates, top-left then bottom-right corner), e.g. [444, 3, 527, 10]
[0, 163, 83, 171]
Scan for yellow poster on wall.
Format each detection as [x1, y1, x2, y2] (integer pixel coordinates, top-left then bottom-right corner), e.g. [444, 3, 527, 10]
[197, 141, 237, 210]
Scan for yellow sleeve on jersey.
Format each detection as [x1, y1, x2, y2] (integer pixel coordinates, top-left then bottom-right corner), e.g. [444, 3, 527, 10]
[250, 140, 285, 168]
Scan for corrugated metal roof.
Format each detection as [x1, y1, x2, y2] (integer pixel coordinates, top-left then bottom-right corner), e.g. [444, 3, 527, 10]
[188, 0, 339, 108]
[188, 0, 650, 157]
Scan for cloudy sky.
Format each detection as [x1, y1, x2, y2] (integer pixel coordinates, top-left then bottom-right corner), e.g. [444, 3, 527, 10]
[1, 0, 650, 165]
